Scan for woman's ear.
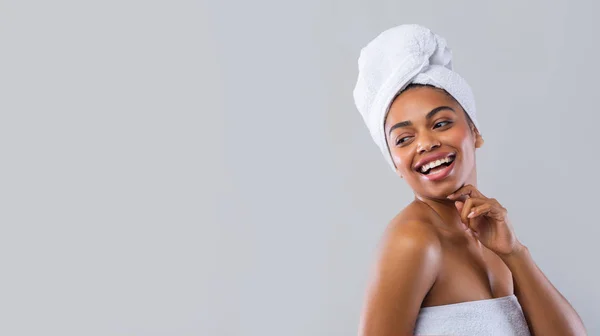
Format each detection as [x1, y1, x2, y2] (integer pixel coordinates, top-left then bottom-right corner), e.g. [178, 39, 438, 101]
[472, 125, 484, 148]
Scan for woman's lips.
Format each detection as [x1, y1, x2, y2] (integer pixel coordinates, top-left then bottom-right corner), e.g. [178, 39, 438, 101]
[419, 159, 456, 182]
[413, 152, 455, 172]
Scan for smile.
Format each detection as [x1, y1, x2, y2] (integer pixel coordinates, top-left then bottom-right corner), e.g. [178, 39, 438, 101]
[419, 155, 455, 174]
[415, 153, 456, 182]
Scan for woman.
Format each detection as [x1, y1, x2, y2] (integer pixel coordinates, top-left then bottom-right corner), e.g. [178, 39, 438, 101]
[352, 24, 586, 335]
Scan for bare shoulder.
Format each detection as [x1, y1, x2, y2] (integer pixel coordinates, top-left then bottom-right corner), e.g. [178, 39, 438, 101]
[359, 206, 442, 335]
[374, 213, 443, 294]
[381, 202, 442, 253]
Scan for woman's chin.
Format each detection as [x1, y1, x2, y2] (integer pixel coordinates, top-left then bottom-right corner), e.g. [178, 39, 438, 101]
[415, 180, 463, 200]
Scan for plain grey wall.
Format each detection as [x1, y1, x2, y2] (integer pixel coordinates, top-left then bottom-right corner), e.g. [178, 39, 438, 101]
[1, 0, 597, 335]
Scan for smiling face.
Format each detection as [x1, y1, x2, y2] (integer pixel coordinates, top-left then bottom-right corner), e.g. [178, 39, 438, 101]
[384, 85, 484, 199]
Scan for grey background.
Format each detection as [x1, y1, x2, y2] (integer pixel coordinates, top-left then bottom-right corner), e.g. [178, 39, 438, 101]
[1, 0, 597, 335]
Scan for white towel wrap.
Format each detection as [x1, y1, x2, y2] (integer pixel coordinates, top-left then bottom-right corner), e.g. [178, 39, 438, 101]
[414, 294, 532, 335]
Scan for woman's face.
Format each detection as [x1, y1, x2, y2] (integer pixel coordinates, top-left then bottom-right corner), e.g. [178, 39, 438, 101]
[384, 86, 483, 199]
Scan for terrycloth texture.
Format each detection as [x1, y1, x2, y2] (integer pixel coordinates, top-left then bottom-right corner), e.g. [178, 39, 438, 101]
[353, 24, 481, 171]
[414, 295, 532, 336]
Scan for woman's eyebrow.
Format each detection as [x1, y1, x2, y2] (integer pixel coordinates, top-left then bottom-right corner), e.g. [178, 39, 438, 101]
[426, 106, 455, 119]
[387, 106, 456, 136]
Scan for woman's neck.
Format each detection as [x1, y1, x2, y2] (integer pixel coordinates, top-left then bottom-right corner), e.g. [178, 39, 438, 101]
[414, 195, 468, 232]
[415, 173, 479, 232]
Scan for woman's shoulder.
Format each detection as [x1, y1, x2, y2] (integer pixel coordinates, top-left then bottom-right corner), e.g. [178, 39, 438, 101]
[388, 201, 439, 236]
[380, 202, 442, 257]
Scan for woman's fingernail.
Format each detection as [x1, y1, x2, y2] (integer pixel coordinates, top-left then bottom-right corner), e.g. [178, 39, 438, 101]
[467, 211, 475, 218]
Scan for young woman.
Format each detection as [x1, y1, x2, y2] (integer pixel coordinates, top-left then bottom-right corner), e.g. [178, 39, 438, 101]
[352, 24, 587, 335]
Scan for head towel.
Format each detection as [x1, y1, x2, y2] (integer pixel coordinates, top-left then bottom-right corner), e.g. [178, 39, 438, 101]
[352, 24, 480, 171]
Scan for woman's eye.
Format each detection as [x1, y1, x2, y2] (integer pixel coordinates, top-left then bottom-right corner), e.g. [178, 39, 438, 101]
[396, 136, 411, 145]
[434, 121, 452, 128]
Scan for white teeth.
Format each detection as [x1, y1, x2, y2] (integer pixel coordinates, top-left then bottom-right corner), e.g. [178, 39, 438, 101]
[420, 156, 454, 173]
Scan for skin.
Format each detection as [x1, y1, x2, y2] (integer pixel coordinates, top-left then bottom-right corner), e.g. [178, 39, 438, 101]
[358, 86, 587, 336]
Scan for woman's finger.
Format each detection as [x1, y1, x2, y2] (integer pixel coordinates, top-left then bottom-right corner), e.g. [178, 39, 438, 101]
[455, 200, 464, 214]
[460, 198, 473, 224]
[460, 197, 487, 224]
[467, 203, 492, 218]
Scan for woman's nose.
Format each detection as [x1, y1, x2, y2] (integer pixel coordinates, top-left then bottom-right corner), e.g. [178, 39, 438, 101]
[417, 135, 441, 154]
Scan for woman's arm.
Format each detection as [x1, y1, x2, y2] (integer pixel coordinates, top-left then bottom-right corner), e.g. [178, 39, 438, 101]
[447, 184, 587, 336]
[500, 245, 587, 336]
[358, 220, 441, 336]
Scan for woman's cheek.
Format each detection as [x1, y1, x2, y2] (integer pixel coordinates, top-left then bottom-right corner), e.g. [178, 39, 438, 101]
[389, 149, 404, 169]
[443, 125, 468, 143]
[392, 150, 414, 176]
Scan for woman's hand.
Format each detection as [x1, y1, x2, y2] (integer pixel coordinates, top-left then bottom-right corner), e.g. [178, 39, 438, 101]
[447, 184, 523, 257]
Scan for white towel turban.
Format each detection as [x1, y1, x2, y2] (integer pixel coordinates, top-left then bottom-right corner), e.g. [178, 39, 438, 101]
[352, 24, 480, 171]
